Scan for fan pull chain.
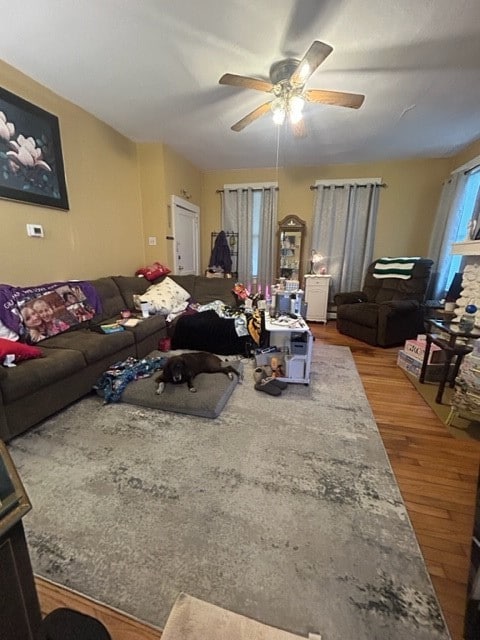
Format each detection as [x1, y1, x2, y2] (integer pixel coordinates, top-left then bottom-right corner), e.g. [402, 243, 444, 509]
[275, 122, 281, 182]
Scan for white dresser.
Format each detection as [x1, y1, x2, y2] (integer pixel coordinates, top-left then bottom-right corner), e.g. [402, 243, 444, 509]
[304, 275, 331, 323]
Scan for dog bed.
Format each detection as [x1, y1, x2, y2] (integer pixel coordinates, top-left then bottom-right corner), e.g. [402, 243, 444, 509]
[120, 350, 243, 419]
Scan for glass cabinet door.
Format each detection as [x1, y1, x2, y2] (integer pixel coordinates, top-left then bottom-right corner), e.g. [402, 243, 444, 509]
[277, 215, 306, 283]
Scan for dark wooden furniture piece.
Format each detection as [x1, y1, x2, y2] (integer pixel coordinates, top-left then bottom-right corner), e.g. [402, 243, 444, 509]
[0, 440, 42, 640]
[0, 441, 112, 640]
[419, 318, 480, 403]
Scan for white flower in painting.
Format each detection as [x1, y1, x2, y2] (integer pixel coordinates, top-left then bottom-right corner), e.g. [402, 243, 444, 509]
[7, 134, 52, 171]
[0, 111, 15, 141]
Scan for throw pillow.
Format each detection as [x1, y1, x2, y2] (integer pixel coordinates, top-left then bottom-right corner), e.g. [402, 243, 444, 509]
[0, 338, 43, 363]
[135, 262, 171, 281]
[140, 276, 191, 314]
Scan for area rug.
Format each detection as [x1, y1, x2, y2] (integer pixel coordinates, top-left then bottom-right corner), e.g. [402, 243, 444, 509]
[161, 592, 307, 640]
[401, 368, 480, 441]
[120, 351, 243, 419]
[8, 344, 449, 640]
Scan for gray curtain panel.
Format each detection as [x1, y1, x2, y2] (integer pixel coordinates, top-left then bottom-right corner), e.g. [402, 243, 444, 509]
[427, 172, 468, 299]
[222, 186, 277, 289]
[310, 183, 380, 300]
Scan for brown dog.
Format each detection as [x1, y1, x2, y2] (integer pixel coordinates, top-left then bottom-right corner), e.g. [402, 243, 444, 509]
[155, 351, 241, 394]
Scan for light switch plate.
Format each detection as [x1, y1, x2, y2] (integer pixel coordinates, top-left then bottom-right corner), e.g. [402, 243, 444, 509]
[148, 236, 157, 246]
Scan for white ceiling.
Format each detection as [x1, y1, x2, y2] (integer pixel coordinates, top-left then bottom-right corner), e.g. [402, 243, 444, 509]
[1, 0, 480, 170]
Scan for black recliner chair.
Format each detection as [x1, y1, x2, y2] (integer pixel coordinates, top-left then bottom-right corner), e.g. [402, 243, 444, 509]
[334, 258, 433, 347]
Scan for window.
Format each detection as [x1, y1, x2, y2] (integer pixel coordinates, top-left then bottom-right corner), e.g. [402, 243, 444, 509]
[431, 165, 480, 300]
[251, 190, 261, 278]
[310, 179, 382, 297]
[221, 183, 277, 289]
[445, 170, 480, 290]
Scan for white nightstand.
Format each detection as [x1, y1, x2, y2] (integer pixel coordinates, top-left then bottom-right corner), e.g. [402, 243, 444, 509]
[304, 274, 331, 323]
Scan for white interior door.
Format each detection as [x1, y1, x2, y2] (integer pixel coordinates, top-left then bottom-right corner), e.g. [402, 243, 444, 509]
[171, 195, 200, 275]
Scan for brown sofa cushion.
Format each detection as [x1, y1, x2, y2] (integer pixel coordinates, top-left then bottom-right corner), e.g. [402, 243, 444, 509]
[336, 303, 380, 328]
[112, 275, 150, 309]
[41, 328, 135, 365]
[1, 347, 86, 402]
[89, 277, 125, 321]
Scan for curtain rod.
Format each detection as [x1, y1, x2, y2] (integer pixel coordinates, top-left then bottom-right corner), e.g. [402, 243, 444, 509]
[216, 186, 279, 193]
[309, 182, 387, 190]
[465, 163, 480, 175]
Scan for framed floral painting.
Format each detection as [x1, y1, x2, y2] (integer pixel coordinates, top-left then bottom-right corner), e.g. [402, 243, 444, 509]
[0, 87, 69, 210]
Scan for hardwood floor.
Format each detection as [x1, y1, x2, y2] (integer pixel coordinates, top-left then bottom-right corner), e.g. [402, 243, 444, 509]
[35, 576, 162, 640]
[35, 322, 480, 640]
[311, 323, 479, 640]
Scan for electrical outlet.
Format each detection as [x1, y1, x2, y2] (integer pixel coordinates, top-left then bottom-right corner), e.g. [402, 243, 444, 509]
[148, 236, 157, 246]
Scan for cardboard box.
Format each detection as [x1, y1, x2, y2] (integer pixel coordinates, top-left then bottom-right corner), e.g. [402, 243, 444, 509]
[404, 338, 446, 364]
[397, 350, 451, 382]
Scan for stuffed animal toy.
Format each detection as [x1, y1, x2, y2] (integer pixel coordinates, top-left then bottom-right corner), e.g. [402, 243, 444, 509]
[270, 356, 285, 378]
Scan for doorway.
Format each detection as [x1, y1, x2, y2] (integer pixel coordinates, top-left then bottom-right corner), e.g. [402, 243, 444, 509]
[170, 195, 200, 275]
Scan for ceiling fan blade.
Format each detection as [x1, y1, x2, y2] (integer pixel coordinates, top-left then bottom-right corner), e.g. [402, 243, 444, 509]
[231, 102, 272, 132]
[291, 118, 307, 139]
[305, 89, 365, 109]
[290, 40, 333, 86]
[219, 73, 273, 93]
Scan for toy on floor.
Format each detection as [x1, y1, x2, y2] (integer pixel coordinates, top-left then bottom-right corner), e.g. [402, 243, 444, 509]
[270, 356, 285, 378]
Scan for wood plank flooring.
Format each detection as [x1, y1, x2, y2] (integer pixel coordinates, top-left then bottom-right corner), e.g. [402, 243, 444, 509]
[35, 323, 480, 640]
[35, 576, 162, 640]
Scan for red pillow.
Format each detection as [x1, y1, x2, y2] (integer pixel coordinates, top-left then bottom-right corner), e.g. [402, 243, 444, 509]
[135, 262, 171, 281]
[0, 338, 43, 363]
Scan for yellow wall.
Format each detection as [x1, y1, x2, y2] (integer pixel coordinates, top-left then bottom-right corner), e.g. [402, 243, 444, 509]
[163, 145, 203, 265]
[0, 59, 145, 286]
[1, 58, 478, 286]
[137, 143, 167, 265]
[201, 159, 451, 274]
[137, 143, 202, 268]
[449, 138, 480, 171]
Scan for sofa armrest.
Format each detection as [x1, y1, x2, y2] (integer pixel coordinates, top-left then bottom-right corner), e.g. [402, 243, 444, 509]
[379, 300, 421, 316]
[334, 291, 368, 306]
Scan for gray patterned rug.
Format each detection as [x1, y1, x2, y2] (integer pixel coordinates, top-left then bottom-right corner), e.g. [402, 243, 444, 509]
[9, 344, 450, 639]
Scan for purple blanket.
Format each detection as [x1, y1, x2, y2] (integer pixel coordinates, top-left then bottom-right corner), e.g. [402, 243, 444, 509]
[0, 281, 102, 340]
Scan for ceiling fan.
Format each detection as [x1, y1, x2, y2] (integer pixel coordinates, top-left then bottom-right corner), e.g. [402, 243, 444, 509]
[219, 40, 365, 136]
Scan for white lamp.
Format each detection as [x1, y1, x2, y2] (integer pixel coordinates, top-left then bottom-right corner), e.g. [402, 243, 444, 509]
[310, 250, 325, 275]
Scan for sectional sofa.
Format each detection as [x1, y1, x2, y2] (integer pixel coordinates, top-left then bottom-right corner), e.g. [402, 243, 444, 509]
[0, 274, 237, 442]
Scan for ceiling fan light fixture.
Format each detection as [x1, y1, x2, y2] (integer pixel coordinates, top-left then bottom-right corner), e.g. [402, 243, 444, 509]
[288, 95, 305, 124]
[297, 63, 310, 84]
[219, 40, 365, 133]
[289, 110, 303, 125]
[272, 99, 286, 125]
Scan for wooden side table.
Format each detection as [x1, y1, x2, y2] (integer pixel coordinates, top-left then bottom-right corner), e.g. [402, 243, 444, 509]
[419, 319, 480, 403]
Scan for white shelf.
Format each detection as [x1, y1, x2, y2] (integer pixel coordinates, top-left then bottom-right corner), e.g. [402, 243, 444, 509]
[264, 313, 312, 384]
